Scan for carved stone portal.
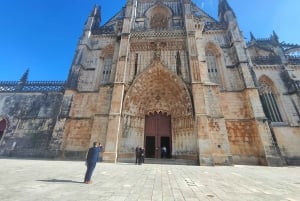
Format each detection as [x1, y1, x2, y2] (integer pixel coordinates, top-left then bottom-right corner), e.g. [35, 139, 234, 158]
[119, 61, 197, 160]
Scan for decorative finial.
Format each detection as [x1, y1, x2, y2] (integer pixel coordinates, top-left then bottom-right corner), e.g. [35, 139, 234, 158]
[20, 68, 29, 83]
[250, 32, 256, 41]
[272, 30, 279, 43]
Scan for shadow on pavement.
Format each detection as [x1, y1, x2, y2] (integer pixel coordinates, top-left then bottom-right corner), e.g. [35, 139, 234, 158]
[37, 179, 83, 184]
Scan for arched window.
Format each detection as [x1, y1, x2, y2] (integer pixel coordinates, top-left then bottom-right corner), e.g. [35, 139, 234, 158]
[258, 77, 283, 122]
[0, 119, 7, 141]
[102, 57, 112, 84]
[205, 49, 220, 84]
[145, 5, 172, 31]
[150, 12, 168, 30]
[101, 45, 114, 85]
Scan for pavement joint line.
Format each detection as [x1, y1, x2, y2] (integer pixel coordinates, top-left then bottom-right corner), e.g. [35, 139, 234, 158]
[0, 159, 299, 201]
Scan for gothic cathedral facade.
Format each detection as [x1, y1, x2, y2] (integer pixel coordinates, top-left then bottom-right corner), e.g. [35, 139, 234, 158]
[0, 0, 299, 166]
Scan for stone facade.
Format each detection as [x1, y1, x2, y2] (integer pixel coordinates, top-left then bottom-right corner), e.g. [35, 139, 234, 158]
[0, 0, 299, 166]
[0, 92, 66, 157]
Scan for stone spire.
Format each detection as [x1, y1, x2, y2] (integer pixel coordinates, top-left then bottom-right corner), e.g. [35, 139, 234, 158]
[250, 32, 256, 41]
[84, 5, 101, 31]
[19, 68, 29, 83]
[218, 0, 236, 23]
[271, 30, 279, 44]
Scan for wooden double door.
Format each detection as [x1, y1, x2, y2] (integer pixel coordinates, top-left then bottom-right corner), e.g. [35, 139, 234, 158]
[144, 112, 171, 158]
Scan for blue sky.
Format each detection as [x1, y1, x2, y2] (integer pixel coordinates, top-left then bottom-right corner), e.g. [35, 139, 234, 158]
[0, 0, 299, 81]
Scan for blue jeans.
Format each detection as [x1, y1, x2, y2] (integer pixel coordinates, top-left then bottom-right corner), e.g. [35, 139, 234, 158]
[84, 162, 96, 182]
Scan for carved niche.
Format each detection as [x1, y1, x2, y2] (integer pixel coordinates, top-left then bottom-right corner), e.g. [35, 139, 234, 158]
[146, 4, 172, 30]
[151, 13, 168, 30]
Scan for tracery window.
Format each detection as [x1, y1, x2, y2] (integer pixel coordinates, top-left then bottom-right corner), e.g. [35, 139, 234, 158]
[150, 13, 168, 30]
[259, 78, 283, 122]
[206, 49, 220, 84]
[102, 57, 112, 84]
[146, 5, 171, 31]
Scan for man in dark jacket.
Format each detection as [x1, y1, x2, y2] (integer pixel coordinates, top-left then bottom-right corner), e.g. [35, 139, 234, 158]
[84, 142, 101, 184]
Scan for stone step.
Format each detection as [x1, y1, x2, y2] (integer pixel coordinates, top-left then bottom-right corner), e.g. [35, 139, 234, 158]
[144, 158, 198, 166]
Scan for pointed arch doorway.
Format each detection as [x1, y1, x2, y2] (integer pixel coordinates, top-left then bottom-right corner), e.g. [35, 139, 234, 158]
[0, 119, 7, 141]
[144, 112, 171, 158]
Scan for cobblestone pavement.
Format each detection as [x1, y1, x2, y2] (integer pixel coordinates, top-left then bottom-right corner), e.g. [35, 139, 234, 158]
[0, 158, 299, 201]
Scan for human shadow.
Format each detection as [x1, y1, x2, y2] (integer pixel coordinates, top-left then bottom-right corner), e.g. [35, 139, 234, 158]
[36, 179, 83, 184]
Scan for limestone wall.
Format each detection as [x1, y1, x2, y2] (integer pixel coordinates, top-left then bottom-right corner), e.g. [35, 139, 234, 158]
[221, 92, 252, 119]
[61, 86, 113, 158]
[221, 92, 266, 165]
[226, 120, 266, 165]
[0, 92, 64, 157]
[273, 126, 300, 165]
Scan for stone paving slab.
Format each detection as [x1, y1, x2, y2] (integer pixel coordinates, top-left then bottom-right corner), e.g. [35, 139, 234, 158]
[0, 158, 299, 201]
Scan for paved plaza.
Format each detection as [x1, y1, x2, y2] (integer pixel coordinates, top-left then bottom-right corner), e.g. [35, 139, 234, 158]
[0, 158, 299, 201]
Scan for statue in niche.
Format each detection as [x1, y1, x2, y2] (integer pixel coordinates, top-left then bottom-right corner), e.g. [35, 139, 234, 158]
[153, 51, 161, 61]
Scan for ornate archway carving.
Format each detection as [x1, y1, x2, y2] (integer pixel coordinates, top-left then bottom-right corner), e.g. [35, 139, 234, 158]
[123, 61, 193, 117]
[119, 60, 197, 157]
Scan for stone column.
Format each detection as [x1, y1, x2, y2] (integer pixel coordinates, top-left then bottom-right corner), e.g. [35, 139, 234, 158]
[103, 84, 125, 162]
[192, 84, 214, 165]
[102, 2, 135, 162]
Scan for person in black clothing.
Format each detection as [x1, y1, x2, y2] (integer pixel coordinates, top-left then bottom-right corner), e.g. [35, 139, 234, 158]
[140, 147, 145, 163]
[135, 146, 139, 164]
[84, 141, 101, 184]
[137, 147, 143, 165]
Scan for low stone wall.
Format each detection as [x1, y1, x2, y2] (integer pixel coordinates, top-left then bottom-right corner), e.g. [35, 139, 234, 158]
[273, 126, 300, 165]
